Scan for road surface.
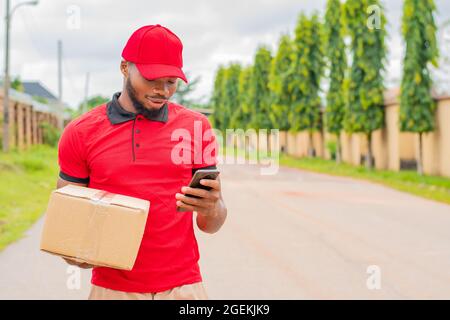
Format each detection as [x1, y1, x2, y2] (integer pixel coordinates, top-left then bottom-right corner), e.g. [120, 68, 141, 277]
[1, 160, 450, 299]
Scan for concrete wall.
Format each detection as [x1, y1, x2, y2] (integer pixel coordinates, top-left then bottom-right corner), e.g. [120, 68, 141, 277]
[382, 98, 450, 177]
[384, 103, 417, 171]
[437, 99, 450, 177]
[372, 128, 388, 170]
[277, 97, 450, 178]
[284, 131, 324, 158]
[421, 99, 450, 176]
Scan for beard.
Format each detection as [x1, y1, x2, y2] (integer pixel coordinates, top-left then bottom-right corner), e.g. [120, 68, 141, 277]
[125, 77, 166, 120]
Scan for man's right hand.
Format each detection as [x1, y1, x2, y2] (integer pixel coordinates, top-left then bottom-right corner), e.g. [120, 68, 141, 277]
[63, 257, 95, 269]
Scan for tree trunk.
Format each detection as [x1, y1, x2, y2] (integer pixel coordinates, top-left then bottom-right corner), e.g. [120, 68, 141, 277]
[256, 130, 260, 161]
[336, 134, 342, 164]
[245, 135, 250, 161]
[308, 131, 315, 157]
[365, 132, 373, 169]
[267, 131, 271, 157]
[417, 132, 424, 176]
[283, 131, 288, 154]
[321, 125, 326, 159]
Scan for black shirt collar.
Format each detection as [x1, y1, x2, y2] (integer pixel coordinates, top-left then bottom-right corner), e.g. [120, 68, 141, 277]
[106, 92, 169, 125]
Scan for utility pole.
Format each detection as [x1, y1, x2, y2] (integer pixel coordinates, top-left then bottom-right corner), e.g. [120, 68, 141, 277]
[57, 39, 64, 129]
[3, 0, 11, 152]
[2, 0, 39, 152]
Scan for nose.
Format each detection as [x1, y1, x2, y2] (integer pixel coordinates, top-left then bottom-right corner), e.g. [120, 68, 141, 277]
[152, 82, 170, 97]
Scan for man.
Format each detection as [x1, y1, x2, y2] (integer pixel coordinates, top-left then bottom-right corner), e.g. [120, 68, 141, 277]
[57, 24, 227, 300]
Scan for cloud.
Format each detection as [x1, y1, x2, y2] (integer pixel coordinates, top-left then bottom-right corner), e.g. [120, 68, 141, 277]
[0, 0, 449, 108]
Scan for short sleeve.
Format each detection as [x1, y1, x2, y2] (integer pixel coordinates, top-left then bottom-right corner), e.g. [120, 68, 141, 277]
[58, 122, 90, 183]
[192, 115, 218, 169]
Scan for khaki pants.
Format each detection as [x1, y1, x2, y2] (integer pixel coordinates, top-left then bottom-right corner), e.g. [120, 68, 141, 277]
[88, 282, 209, 300]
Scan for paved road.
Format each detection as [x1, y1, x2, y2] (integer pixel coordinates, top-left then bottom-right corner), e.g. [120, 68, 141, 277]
[1, 160, 450, 299]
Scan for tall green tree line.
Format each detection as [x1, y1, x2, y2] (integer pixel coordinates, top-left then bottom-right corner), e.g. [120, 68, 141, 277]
[344, 0, 387, 169]
[400, 0, 439, 175]
[324, 0, 347, 163]
[289, 13, 325, 157]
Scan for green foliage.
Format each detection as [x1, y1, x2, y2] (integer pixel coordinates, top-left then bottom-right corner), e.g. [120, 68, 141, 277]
[172, 72, 203, 107]
[14, 158, 46, 172]
[324, 0, 347, 135]
[223, 63, 242, 130]
[268, 34, 294, 131]
[326, 139, 337, 160]
[77, 95, 109, 115]
[32, 96, 49, 104]
[190, 103, 211, 109]
[39, 122, 61, 147]
[231, 66, 253, 129]
[210, 66, 227, 131]
[289, 13, 325, 133]
[344, 0, 386, 134]
[249, 45, 273, 130]
[279, 154, 450, 205]
[64, 106, 79, 120]
[400, 0, 439, 133]
[11, 76, 24, 92]
[0, 145, 59, 251]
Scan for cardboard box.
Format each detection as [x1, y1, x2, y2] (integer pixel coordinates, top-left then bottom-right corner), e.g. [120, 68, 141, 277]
[40, 185, 150, 270]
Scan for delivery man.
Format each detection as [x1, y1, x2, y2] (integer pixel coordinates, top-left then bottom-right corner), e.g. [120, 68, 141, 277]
[56, 24, 227, 300]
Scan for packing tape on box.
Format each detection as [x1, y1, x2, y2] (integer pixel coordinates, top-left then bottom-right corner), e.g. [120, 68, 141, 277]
[76, 190, 116, 264]
[90, 190, 115, 205]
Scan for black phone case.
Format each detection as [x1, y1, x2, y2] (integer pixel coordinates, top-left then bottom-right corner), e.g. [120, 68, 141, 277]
[177, 170, 220, 211]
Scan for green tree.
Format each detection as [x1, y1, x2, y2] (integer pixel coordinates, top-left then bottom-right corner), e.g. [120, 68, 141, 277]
[344, 0, 387, 169]
[231, 66, 253, 156]
[324, 0, 347, 163]
[11, 76, 24, 92]
[231, 65, 253, 129]
[400, 0, 439, 175]
[78, 95, 109, 114]
[39, 122, 61, 147]
[249, 45, 273, 152]
[223, 63, 242, 132]
[210, 66, 227, 131]
[268, 34, 294, 153]
[249, 45, 273, 130]
[290, 13, 325, 157]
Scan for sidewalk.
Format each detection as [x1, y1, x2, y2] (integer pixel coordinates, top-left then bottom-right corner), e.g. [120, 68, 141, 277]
[0, 217, 91, 299]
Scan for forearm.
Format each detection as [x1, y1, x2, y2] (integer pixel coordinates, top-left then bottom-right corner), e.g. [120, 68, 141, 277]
[196, 199, 227, 234]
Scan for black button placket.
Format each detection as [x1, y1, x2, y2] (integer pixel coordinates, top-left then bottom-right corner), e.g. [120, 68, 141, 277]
[132, 115, 143, 161]
[106, 93, 169, 162]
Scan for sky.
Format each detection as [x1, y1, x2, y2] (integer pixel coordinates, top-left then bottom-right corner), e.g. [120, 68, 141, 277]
[1, 0, 450, 109]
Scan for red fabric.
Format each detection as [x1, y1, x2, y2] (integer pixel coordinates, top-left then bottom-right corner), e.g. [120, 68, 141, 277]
[122, 24, 187, 83]
[58, 102, 218, 293]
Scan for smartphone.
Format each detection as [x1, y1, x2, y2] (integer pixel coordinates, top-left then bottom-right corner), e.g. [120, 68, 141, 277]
[177, 169, 220, 212]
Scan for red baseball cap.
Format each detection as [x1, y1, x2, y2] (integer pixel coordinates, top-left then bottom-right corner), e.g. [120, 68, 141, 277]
[122, 24, 188, 83]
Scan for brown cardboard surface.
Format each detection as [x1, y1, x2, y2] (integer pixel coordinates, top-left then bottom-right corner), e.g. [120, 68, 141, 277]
[40, 185, 150, 270]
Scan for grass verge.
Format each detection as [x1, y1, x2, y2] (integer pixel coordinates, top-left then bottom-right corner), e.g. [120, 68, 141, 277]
[0, 145, 58, 252]
[224, 146, 450, 205]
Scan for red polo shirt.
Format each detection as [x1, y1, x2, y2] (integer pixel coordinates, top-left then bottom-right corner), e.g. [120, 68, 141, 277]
[57, 92, 218, 293]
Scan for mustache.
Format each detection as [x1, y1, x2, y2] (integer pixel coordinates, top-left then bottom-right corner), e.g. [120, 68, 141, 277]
[147, 95, 168, 100]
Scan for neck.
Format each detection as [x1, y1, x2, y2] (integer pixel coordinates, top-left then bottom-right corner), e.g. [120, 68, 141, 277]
[117, 90, 137, 114]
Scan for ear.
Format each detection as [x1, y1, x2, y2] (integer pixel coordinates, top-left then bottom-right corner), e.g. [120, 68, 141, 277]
[120, 60, 129, 78]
